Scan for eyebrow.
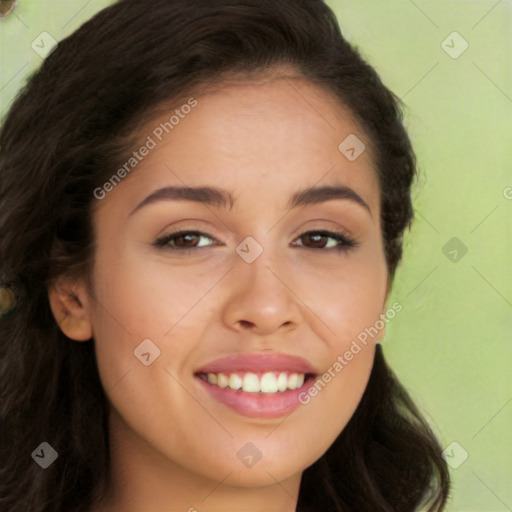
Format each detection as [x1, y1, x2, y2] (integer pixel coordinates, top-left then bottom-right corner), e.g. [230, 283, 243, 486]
[129, 184, 371, 216]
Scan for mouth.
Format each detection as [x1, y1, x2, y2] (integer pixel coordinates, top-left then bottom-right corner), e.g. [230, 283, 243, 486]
[194, 353, 317, 419]
[196, 371, 316, 393]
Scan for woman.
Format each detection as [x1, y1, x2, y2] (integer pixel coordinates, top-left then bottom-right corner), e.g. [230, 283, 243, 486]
[0, 0, 450, 510]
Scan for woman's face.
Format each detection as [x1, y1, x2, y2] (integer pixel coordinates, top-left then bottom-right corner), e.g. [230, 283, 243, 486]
[84, 76, 388, 494]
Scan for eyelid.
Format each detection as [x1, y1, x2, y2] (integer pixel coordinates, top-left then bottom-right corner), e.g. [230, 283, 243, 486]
[153, 227, 358, 253]
[292, 229, 357, 249]
[153, 229, 221, 250]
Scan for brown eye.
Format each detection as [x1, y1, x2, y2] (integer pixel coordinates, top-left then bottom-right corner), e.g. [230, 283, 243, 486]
[294, 230, 357, 252]
[153, 230, 218, 252]
[300, 232, 330, 249]
[172, 233, 201, 248]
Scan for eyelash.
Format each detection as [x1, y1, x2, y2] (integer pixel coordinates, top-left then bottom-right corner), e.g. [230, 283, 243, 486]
[153, 229, 358, 254]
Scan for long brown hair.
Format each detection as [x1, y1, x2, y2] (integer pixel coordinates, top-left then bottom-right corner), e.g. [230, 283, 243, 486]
[0, 1, 450, 510]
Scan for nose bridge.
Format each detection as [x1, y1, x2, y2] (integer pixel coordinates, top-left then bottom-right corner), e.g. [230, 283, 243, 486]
[222, 234, 303, 333]
[236, 234, 286, 299]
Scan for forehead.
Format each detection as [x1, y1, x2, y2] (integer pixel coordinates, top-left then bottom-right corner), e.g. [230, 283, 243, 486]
[95, 76, 379, 217]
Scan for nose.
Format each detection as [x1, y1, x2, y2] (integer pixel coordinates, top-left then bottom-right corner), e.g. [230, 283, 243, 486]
[221, 249, 304, 336]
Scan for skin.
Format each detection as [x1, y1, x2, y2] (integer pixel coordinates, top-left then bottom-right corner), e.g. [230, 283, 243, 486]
[49, 74, 389, 512]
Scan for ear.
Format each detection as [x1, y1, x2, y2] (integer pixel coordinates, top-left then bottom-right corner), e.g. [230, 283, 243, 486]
[48, 277, 93, 341]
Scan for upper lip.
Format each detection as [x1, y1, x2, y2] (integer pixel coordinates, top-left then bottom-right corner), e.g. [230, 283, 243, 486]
[195, 353, 317, 375]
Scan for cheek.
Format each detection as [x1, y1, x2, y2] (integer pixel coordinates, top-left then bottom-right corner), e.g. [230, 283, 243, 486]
[88, 241, 229, 397]
[90, 241, 209, 334]
[288, 242, 386, 436]
[290, 246, 388, 342]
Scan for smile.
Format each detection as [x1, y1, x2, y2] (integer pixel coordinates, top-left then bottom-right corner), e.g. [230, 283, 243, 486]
[194, 353, 318, 418]
[197, 371, 311, 393]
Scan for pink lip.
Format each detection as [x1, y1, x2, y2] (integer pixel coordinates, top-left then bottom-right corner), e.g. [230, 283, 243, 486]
[196, 378, 313, 419]
[194, 353, 317, 419]
[196, 352, 316, 375]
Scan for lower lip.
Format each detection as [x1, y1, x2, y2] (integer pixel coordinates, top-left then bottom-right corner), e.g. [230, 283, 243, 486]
[196, 376, 313, 419]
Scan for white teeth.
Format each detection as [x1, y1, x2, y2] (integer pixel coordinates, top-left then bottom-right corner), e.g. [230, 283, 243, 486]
[277, 372, 288, 392]
[229, 373, 242, 390]
[217, 373, 229, 388]
[203, 371, 308, 393]
[260, 372, 278, 393]
[287, 373, 298, 390]
[242, 372, 260, 392]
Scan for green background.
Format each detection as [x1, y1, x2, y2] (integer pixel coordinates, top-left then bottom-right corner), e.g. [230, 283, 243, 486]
[1, 1, 511, 510]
